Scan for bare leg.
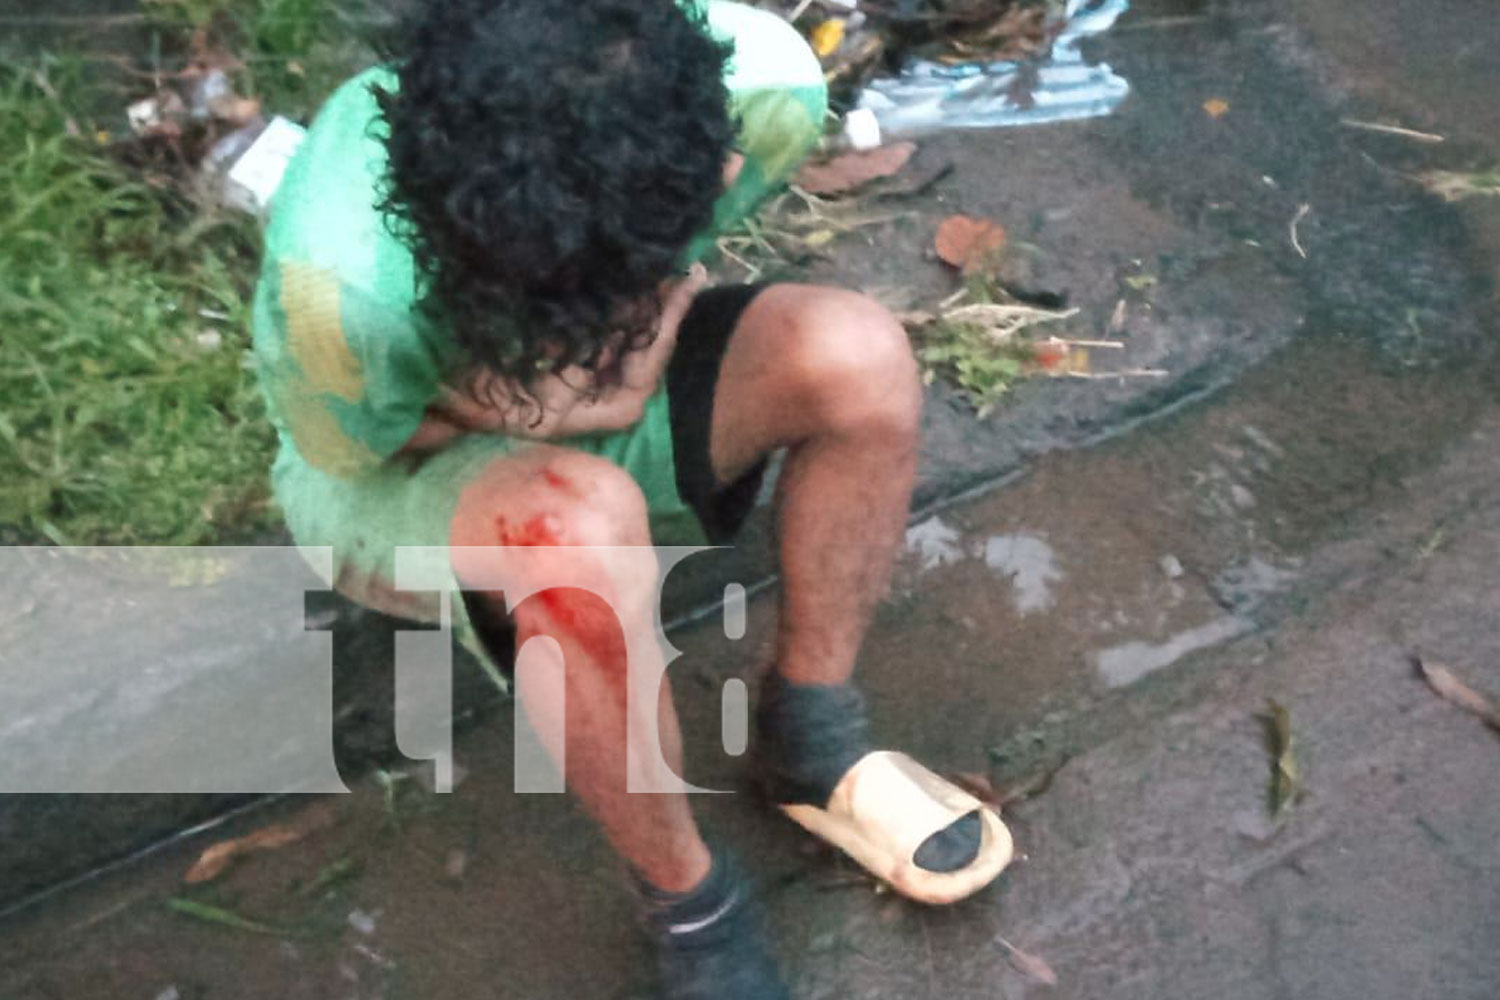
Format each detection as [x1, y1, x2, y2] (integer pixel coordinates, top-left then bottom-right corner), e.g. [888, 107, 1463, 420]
[705, 286, 985, 872]
[451, 447, 709, 891]
[707, 286, 923, 685]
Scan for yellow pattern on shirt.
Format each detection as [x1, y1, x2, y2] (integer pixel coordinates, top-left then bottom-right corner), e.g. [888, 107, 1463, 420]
[278, 260, 380, 478]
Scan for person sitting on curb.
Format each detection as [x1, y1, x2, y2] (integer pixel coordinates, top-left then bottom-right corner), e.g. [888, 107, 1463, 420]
[251, 0, 1012, 995]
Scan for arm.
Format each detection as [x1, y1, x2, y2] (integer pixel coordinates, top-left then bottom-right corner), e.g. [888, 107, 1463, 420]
[396, 264, 706, 457]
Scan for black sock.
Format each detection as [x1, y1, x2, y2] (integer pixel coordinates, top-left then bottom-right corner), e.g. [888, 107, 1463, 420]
[632, 850, 737, 932]
[754, 671, 871, 808]
[633, 851, 789, 1000]
[756, 673, 983, 874]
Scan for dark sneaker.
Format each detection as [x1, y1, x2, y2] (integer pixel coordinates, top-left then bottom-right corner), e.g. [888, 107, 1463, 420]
[640, 856, 791, 1000]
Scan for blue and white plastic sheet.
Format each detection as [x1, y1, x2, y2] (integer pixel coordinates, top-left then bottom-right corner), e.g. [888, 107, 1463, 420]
[856, 0, 1131, 134]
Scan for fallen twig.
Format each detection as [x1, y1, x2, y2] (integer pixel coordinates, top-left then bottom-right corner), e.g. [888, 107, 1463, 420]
[185, 803, 338, 884]
[1340, 118, 1445, 144]
[944, 302, 1078, 324]
[1054, 338, 1125, 350]
[1062, 368, 1169, 380]
[995, 935, 1059, 985]
[1358, 150, 1404, 180]
[1290, 203, 1311, 260]
[714, 240, 763, 282]
[937, 302, 1079, 346]
[1107, 298, 1128, 334]
[938, 285, 970, 310]
[166, 898, 309, 938]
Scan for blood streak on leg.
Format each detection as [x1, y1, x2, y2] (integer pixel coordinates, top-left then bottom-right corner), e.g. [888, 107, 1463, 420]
[539, 465, 588, 499]
[495, 513, 567, 547]
[535, 589, 628, 668]
[496, 513, 627, 668]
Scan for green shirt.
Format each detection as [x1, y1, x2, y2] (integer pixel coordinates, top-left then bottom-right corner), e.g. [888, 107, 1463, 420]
[252, 1, 826, 481]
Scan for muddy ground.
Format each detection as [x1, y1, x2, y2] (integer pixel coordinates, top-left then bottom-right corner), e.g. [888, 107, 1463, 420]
[2, 0, 1499, 996]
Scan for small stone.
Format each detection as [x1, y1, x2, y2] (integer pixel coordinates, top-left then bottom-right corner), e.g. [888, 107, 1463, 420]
[1230, 484, 1256, 509]
[194, 330, 223, 351]
[1159, 554, 1184, 579]
[155, 988, 181, 1000]
[444, 847, 468, 881]
[347, 908, 378, 936]
[1232, 809, 1276, 843]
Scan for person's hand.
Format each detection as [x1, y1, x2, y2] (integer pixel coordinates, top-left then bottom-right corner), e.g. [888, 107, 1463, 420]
[437, 366, 593, 439]
[617, 262, 707, 394]
[436, 263, 708, 439]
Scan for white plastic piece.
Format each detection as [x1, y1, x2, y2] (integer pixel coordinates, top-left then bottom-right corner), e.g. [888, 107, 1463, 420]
[856, 0, 1132, 135]
[842, 107, 883, 151]
[224, 115, 307, 215]
[126, 98, 163, 136]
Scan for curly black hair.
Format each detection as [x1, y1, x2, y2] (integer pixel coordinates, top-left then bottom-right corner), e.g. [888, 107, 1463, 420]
[375, 0, 735, 403]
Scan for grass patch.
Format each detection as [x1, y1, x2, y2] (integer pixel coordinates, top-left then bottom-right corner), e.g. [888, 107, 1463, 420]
[0, 1, 376, 544]
[910, 278, 1082, 417]
[713, 186, 916, 283]
[1419, 167, 1500, 203]
[0, 59, 276, 544]
[917, 317, 1030, 418]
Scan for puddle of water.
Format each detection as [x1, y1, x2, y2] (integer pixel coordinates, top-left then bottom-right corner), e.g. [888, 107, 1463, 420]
[983, 533, 1063, 614]
[905, 515, 967, 570]
[1094, 615, 1252, 688]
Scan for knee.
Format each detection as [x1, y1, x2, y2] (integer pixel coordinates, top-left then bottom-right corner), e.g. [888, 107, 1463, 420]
[453, 450, 650, 551]
[451, 450, 657, 610]
[783, 290, 922, 437]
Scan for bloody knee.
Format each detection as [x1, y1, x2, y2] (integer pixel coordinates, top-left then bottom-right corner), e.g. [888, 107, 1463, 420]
[452, 450, 657, 663]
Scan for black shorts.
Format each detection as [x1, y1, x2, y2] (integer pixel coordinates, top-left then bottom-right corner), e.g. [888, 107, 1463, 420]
[461, 282, 772, 669]
[666, 281, 772, 545]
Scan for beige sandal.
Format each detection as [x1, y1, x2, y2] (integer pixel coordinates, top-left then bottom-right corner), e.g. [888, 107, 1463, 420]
[779, 751, 1014, 905]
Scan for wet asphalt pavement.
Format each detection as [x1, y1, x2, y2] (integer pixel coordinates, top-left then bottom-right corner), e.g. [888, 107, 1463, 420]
[2, 0, 1499, 996]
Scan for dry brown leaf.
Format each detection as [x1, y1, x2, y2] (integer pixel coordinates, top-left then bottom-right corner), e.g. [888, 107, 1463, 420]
[997, 935, 1058, 985]
[185, 802, 337, 884]
[795, 142, 918, 196]
[934, 214, 1006, 273]
[1415, 657, 1500, 733]
[1203, 98, 1230, 119]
